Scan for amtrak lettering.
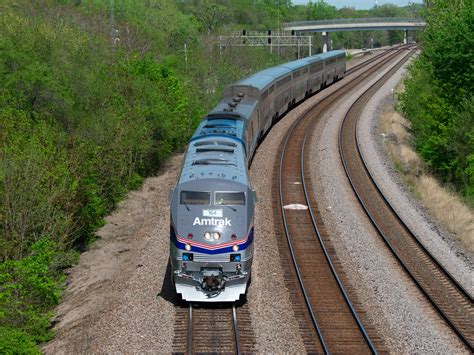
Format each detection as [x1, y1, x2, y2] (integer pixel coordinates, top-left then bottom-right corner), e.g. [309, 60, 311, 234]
[193, 217, 232, 227]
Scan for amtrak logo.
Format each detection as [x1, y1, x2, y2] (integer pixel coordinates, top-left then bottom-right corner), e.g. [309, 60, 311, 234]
[193, 217, 232, 227]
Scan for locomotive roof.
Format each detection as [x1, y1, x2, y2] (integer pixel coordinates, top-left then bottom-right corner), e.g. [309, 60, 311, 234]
[179, 136, 248, 185]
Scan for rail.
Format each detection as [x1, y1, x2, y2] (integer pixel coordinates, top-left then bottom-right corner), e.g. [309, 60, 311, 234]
[338, 49, 473, 350]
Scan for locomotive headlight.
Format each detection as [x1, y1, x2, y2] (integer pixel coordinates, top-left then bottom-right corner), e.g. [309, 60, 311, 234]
[212, 232, 221, 240]
[185, 244, 192, 251]
[233, 245, 239, 252]
[204, 232, 212, 241]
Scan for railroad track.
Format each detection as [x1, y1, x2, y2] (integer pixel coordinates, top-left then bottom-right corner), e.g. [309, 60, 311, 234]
[339, 48, 474, 351]
[274, 46, 410, 353]
[345, 43, 415, 75]
[173, 302, 255, 354]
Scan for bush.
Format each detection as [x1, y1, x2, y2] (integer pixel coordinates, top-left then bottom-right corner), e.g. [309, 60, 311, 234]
[0, 239, 62, 346]
[0, 327, 40, 355]
[399, 0, 473, 204]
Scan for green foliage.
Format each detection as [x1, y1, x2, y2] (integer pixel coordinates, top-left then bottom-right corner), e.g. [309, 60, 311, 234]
[421, 0, 474, 102]
[0, 327, 40, 354]
[400, 0, 473, 203]
[0, 239, 62, 349]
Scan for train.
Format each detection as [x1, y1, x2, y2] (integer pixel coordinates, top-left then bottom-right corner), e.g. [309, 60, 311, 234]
[169, 50, 346, 302]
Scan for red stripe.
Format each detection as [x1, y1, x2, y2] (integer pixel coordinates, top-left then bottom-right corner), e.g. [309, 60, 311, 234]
[175, 224, 254, 250]
[176, 236, 248, 249]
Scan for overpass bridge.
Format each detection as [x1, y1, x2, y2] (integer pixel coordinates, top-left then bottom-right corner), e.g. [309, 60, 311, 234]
[283, 18, 426, 52]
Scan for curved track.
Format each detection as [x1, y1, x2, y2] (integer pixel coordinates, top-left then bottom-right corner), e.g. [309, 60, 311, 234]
[345, 44, 414, 75]
[339, 49, 474, 351]
[274, 46, 410, 353]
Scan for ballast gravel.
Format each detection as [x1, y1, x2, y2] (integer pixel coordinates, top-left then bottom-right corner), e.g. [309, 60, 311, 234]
[309, 54, 469, 353]
[41, 53, 376, 354]
[245, 52, 381, 352]
[357, 65, 473, 295]
[41, 51, 469, 353]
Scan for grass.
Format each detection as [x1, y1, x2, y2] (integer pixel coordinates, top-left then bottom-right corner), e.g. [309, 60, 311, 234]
[380, 109, 474, 252]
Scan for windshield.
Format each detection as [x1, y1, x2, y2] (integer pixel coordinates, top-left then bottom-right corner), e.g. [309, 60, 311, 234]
[180, 191, 210, 205]
[215, 192, 245, 206]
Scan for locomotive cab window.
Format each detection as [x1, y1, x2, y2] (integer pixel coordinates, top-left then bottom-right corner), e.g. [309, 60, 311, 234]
[215, 192, 245, 206]
[180, 191, 210, 205]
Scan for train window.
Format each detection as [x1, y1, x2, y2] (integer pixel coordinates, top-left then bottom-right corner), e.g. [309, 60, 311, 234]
[269, 85, 275, 94]
[261, 90, 268, 100]
[293, 70, 301, 79]
[196, 148, 234, 153]
[215, 192, 245, 206]
[310, 62, 323, 73]
[277, 76, 291, 88]
[302, 68, 308, 74]
[180, 191, 210, 205]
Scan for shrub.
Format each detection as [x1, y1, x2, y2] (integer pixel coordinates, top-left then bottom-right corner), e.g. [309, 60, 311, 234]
[0, 327, 40, 355]
[0, 239, 62, 345]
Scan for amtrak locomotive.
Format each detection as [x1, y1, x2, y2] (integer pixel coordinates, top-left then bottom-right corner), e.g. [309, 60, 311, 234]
[169, 50, 346, 302]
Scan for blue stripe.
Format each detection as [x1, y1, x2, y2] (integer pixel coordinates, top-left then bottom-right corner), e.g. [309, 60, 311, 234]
[171, 226, 254, 254]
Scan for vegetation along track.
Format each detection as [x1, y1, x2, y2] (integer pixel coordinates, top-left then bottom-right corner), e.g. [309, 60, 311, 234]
[273, 46, 411, 353]
[173, 302, 255, 354]
[339, 49, 474, 351]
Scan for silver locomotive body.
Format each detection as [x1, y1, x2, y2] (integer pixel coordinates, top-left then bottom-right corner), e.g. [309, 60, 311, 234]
[169, 50, 346, 302]
[170, 179, 255, 302]
[170, 134, 256, 302]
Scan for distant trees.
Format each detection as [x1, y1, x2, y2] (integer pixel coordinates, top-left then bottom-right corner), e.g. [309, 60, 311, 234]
[176, 0, 421, 50]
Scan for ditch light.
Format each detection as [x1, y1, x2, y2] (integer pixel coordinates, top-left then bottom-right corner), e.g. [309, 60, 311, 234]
[230, 254, 241, 262]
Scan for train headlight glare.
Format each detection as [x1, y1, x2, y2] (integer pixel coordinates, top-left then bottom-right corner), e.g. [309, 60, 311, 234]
[233, 245, 239, 252]
[185, 244, 191, 251]
[204, 232, 211, 241]
[212, 232, 221, 240]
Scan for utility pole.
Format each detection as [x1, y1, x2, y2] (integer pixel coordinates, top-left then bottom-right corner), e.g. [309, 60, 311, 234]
[110, 0, 115, 45]
[110, 0, 119, 47]
[184, 43, 188, 67]
[278, 0, 281, 57]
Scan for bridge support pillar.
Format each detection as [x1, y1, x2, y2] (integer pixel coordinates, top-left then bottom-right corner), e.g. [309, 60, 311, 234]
[404, 29, 408, 44]
[322, 31, 329, 53]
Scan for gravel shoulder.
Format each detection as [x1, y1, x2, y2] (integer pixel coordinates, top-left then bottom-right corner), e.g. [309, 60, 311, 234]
[309, 54, 469, 353]
[43, 156, 183, 353]
[358, 73, 473, 295]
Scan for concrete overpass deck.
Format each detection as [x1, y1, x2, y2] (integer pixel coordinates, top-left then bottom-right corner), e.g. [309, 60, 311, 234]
[283, 18, 426, 33]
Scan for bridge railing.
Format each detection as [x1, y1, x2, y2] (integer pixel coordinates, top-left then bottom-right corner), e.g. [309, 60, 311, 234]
[283, 17, 424, 28]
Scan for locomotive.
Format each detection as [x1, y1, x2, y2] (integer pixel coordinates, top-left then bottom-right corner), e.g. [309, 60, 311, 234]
[169, 50, 346, 302]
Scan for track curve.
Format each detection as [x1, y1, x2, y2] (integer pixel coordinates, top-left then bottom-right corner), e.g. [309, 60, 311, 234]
[339, 48, 474, 351]
[274, 46, 411, 353]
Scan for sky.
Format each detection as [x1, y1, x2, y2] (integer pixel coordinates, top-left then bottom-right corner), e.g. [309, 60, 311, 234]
[292, 0, 424, 9]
